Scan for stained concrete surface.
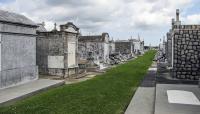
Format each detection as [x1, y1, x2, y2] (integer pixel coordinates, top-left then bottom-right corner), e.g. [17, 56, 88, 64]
[125, 87, 155, 114]
[155, 84, 200, 114]
[0, 79, 64, 106]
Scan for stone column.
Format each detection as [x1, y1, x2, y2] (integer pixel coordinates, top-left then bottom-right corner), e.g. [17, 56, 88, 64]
[176, 9, 179, 22]
[175, 9, 181, 25]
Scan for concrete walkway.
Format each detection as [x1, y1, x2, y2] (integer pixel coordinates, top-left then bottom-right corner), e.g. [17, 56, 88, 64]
[125, 63, 157, 114]
[125, 61, 200, 114]
[0, 79, 65, 106]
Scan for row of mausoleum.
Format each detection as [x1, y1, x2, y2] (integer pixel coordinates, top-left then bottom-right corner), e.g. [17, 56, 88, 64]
[0, 9, 145, 89]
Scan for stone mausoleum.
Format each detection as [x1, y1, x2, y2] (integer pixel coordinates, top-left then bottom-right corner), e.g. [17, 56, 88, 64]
[0, 10, 38, 88]
[36, 22, 79, 78]
[78, 33, 110, 67]
[109, 39, 115, 54]
[115, 40, 134, 55]
[130, 37, 144, 55]
[166, 9, 200, 80]
[115, 37, 144, 56]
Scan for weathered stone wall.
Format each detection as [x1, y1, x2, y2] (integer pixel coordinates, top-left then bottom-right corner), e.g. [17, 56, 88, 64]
[37, 32, 65, 76]
[166, 32, 172, 66]
[36, 35, 49, 75]
[0, 23, 38, 89]
[66, 33, 78, 76]
[78, 33, 110, 65]
[104, 42, 110, 63]
[0, 23, 36, 34]
[0, 66, 38, 88]
[133, 41, 141, 54]
[1, 34, 36, 70]
[173, 25, 200, 80]
[37, 31, 78, 77]
[115, 41, 132, 54]
[109, 41, 115, 54]
[78, 42, 105, 63]
[78, 42, 88, 60]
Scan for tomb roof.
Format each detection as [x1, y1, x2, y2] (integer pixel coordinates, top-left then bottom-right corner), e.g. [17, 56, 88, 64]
[0, 9, 37, 26]
[79, 33, 109, 42]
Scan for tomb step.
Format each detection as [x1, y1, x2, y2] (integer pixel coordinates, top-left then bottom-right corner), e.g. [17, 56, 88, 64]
[154, 84, 200, 114]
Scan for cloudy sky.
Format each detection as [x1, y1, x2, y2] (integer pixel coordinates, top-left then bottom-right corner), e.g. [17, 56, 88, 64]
[0, 0, 200, 46]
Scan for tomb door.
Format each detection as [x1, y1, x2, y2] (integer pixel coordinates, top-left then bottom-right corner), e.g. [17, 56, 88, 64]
[68, 42, 76, 67]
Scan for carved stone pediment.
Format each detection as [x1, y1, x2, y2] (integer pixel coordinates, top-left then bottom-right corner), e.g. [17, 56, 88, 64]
[60, 22, 79, 33]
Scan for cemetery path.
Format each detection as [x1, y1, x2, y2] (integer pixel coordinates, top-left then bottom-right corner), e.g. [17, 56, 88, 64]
[125, 62, 157, 114]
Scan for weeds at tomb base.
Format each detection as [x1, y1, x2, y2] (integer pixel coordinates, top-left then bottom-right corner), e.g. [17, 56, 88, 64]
[0, 50, 156, 114]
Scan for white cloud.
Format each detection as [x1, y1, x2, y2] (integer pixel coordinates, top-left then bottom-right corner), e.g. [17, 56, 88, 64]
[0, 0, 196, 45]
[184, 14, 200, 24]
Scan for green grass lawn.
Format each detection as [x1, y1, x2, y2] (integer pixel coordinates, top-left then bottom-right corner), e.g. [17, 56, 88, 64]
[0, 50, 156, 114]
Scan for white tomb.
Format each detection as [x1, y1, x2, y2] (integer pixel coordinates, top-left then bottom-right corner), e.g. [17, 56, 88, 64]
[167, 90, 200, 105]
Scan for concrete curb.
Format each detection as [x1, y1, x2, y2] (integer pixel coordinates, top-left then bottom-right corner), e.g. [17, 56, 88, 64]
[0, 80, 65, 107]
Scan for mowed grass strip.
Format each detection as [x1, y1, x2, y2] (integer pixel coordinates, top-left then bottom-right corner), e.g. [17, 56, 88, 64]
[0, 50, 156, 114]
